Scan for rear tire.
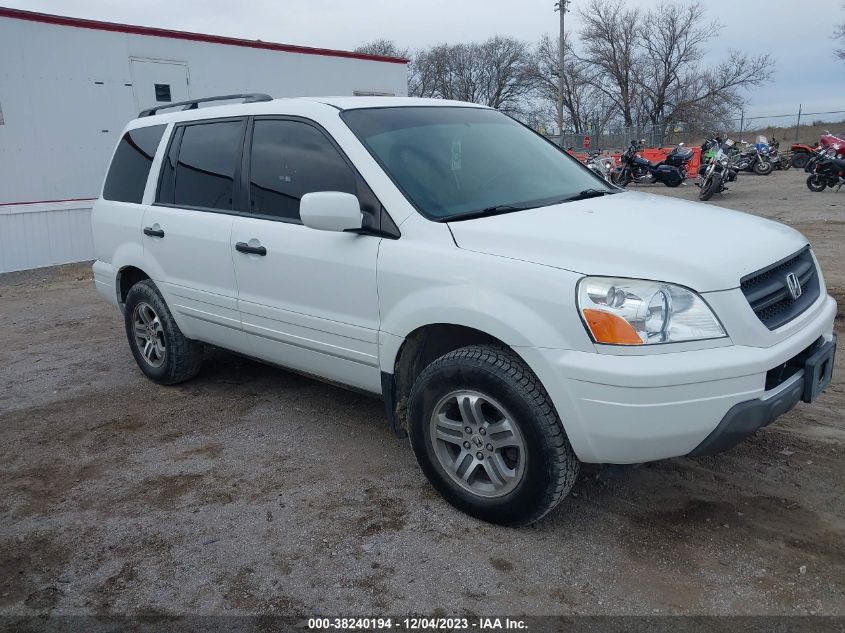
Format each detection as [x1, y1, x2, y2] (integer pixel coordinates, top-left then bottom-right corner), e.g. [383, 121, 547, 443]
[407, 345, 579, 527]
[791, 152, 810, 169]
[806, 175, 826, 193]
[123, 279, 203, 384]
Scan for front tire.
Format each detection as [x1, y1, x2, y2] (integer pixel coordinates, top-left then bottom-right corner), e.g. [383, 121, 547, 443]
[806, 174, 826, 192]
[123, 279, 203, 384]
[699, 174, 719, 201]
[754, 160, 773, 175]
[407, 345, 579, 526]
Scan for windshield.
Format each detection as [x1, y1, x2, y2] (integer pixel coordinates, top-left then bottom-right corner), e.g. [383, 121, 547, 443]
[341, 106, 614, 221]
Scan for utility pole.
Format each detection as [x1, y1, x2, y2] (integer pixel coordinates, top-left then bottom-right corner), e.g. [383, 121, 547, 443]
[555, 0, 570, 147]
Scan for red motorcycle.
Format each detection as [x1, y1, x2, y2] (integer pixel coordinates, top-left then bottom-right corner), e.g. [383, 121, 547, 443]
[820, 130, 845, 158]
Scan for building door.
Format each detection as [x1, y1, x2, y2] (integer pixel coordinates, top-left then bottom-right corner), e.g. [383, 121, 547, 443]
[130, 59, 190, 113]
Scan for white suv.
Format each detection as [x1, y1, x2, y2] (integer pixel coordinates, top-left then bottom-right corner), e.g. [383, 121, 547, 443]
[92, 94, 837, 526]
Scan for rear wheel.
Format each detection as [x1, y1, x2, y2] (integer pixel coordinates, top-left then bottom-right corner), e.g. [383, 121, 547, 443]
[407, 345, 579, 526]
[124, 280, 203, 384]
[791, 152, 810, 169]
[806, 175, 826, 193]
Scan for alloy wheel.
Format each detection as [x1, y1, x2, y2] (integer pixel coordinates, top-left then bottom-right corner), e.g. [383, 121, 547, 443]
[429, 390, 526, 498]
[132, 302, 166, 367]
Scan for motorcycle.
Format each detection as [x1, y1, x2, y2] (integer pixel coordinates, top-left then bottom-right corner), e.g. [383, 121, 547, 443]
[805, 146, 845, 192]
[697, 137, 738, 201]
[731, 136, 773, 175]
[820, 130, 845, 158]
[767, 137, 790, 171]
[585, 151, 615, 183]
[611, 139, 685, 187]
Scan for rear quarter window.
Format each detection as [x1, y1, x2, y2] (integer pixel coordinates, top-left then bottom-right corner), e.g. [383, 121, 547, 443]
[102, 125, 166, 203]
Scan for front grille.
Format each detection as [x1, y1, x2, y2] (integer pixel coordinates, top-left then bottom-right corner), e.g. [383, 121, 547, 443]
[741, 247, 820, 330]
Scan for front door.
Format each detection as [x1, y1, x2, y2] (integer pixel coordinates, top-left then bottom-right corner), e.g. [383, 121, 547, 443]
[130, 59, 190, 113]
[231, 118, 382, 392]
[143, 118, 247, 351]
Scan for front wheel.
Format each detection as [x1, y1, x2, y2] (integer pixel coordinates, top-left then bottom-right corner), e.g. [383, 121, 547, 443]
[124, 279, 204, 384]
[806, 175, 826, 192]
[699, 174, 719, 201]
[754, 160, 773, 175]
[407, 345, 579, 526]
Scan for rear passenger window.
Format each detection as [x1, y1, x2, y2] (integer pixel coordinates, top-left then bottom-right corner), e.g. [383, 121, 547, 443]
[248, 120, 356, 221]
[173, 120, 243, 211]
[102, 125, 166, 203]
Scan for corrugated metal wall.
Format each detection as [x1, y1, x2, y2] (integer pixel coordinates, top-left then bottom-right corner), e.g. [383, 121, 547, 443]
[0, 202, 94, 272]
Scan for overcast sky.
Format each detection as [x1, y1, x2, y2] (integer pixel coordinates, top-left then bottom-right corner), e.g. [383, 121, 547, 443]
[8, 0, 845, 122]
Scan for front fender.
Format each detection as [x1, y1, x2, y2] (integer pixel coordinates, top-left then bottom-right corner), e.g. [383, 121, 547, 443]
[377, 240, 594, 374]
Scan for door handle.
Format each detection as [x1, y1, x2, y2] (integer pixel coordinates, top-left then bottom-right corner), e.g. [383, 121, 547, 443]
[143, 227, 165, 238]
[235, 241, 267, 256]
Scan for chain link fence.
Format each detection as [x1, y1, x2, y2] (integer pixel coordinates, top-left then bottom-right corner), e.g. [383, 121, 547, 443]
[545, 109, 845, 151]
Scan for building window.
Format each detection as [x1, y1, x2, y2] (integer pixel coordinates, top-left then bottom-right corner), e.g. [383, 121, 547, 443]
[154, 83, 172, 102]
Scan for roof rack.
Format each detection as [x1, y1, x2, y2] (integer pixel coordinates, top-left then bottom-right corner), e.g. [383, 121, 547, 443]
[139, 93, 273, 117]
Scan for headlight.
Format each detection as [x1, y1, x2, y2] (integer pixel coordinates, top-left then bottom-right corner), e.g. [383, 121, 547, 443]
[577, 277, 726, 345]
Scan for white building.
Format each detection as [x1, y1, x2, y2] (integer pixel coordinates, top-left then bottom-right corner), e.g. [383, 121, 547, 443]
[0, 7, 408, 272]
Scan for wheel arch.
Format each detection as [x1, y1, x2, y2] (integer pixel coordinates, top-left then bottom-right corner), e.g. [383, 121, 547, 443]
[382, 322, 538, 438]
[116, 265, 152, 307]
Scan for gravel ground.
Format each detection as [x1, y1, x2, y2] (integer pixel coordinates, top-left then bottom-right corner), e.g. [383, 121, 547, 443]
[1, 168, 843, 619]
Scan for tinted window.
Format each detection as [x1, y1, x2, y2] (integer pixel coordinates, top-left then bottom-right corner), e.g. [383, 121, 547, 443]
[174, 120, 243, 210]
[342, 107, 612, 220]
[248, 120, 356, 221]
[102, 125, 166, 203]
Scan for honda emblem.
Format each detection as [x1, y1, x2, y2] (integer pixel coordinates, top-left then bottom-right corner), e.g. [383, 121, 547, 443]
[785, 272, 802, 300]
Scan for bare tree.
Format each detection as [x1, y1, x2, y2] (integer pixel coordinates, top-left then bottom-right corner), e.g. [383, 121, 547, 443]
[532, 33, 611, 133]
[835, 4, 845, 60]
[354, 39, 409, 59]
[577, 0, 640, 126]
[410, 38, 534, 113]
[636, 3, 772, 131]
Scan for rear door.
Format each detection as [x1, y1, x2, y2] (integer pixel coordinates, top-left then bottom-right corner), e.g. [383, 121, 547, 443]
[142, 118, 247, 351]
[230, 117, 382, 392]
[130, 59, 190, 113]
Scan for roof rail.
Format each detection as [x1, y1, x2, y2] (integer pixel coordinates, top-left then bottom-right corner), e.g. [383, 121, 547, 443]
[139, 93, 273, 117]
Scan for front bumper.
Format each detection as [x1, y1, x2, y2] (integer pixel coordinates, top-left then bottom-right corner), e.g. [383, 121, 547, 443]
[690, 334, 836, 456]
[517, 294, 837, 464]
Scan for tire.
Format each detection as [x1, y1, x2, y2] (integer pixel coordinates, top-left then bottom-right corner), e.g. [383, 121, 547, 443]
[782, 159, 792, 171]
[665, 179, 681, 188]
[699, 175, 719, 201]
[407, 345, 579, 527]
[123, 279, 203, 384]
[753, 160, 773, 175]
[806, 175, 826, 193]
[791, 152, 809, 169]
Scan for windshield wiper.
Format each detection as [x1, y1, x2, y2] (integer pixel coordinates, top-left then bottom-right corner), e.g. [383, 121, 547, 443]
[439, 203, 539, 223]
[554, 188, 617, 203]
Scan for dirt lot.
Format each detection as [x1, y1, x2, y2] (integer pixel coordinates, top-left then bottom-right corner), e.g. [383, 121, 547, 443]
[1, 169, 843, 620]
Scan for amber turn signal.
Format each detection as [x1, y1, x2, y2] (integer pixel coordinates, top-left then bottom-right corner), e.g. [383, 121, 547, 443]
[582, 308, 642, 345]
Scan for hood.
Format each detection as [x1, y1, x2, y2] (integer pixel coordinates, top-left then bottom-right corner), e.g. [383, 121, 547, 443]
[447, 191, 807, 292]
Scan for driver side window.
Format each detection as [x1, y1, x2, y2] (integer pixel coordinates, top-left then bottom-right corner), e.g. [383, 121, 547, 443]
[247, 120, 357, 222]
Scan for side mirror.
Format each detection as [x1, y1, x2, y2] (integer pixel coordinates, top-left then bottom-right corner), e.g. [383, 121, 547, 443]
[300, 192, 362, 233]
